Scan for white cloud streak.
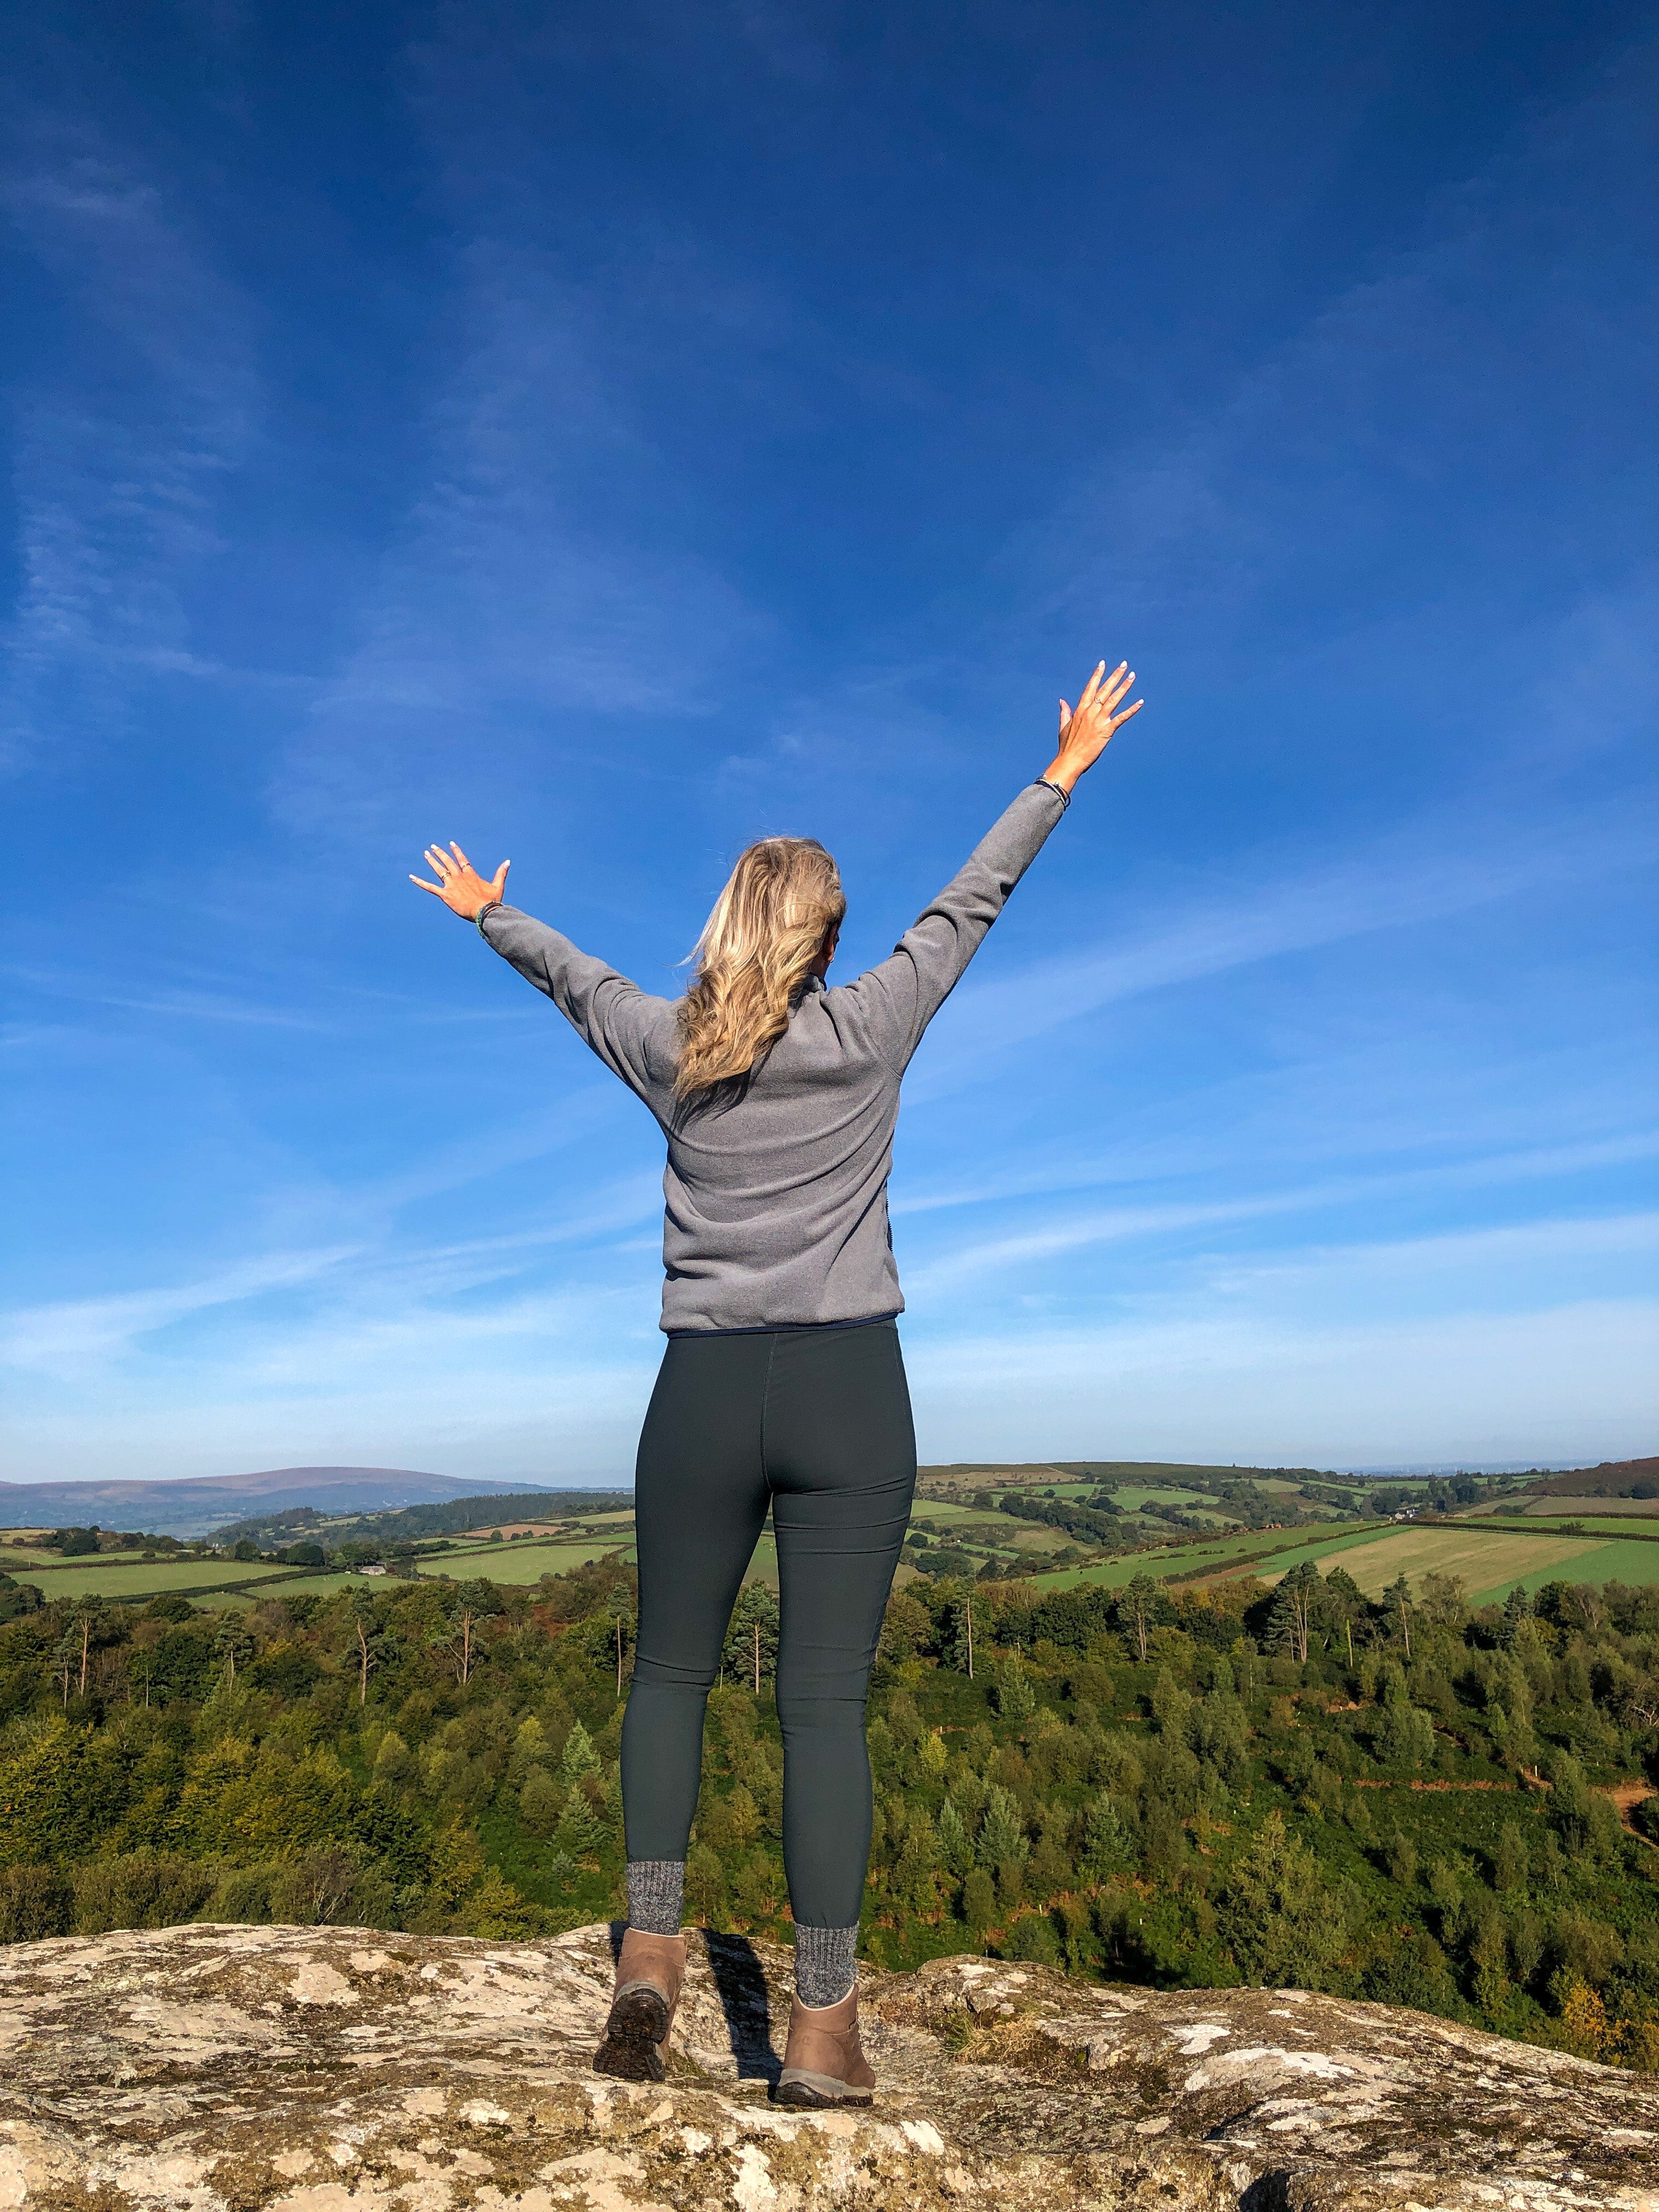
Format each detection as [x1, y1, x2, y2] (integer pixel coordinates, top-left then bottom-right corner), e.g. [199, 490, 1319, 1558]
[0, 1246, 360, 1376]
[271, 240, 765, 840]
[1, 129, 259, 764]
[910, 792, 1656, 1097]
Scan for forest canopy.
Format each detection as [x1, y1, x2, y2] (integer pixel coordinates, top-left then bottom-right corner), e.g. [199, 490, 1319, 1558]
[2, 1549, 1658, 2073]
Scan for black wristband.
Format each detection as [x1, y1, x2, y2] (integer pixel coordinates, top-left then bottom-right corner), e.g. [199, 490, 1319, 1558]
[1035, 777, 1071, 810]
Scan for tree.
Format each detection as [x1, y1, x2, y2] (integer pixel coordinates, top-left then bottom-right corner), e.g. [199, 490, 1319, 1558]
[605, 1589, 634, 1696]
[721, 1584, 779, 1692]
[992, 1653, 1035, 1725]
[1497, 1585, 1531, 1651]
[962, 1867, 996, 1938]
[53, 1599, 113, 1702]
[939, 1593, 977, 1678]
[938, 1796, 975, 1878]
[1116, 1573, 1164, 1664]
[343, 1594, 397, 1706]
[427, 1581, 500, 1687]
[977, 1786, 1029, 1872]
[1265, 1562, 1322, 1663]
[1081, 1795, 1132, 1880]
[1418, 1572, 1467, 1624]
[1215, 1812, 1346, 1987]
[560, 1719, 600, 1781]
[213, 1618, 255, 1688]
[1383, 1573, 1413, 1658]
[519, 1768, 561, 1841]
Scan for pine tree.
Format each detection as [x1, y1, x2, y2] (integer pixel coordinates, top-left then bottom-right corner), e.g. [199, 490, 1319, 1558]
[993, 1653, 1035, 1724]
[1115, 1573, 1163, 1663]
[1081, 1794, 1132, 1880]
[1265, 1561, 1322, 1663]
[560, 1720, 600, 1781]
[519, 1767, 561, 1841]
[962, 1867, 996, 1936]
[1497, 1585, 1531, 1651]
[938, 1795, 975, 1878]
[939, 1594, 976, 1677]
[1215, 1812, 1345, 1986]
[977, 1785, 1029, 1871]
[554, 1791, 605, 1858]
[1384, 1573, 1414, 1658]
[721, 1584, 780, 1690]
[213, 1618, 255, 1688]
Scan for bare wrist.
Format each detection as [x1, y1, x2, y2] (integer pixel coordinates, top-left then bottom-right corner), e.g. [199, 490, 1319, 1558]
[1041, 756, 1080, 794]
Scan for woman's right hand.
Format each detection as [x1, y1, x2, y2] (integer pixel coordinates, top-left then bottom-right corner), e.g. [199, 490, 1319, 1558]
[1042, 659, 1143, 793]
[410, 842, 510, 920]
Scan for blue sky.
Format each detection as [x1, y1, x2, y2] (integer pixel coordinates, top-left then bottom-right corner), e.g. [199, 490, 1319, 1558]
[2, 1, 1655, 1486]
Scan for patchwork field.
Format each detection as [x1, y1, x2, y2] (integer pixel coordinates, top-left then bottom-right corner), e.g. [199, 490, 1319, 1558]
[1036, 1522, 1366, 1592]
[274, 1539, 632, 1598]
[436, 1537, 634, 1582]
[6, 1557, 297, 1601]
[1254, 1525, 1603, 1603]
[1519, 1501, 1659, 1523]
[1476, 1516, 1659, 1543]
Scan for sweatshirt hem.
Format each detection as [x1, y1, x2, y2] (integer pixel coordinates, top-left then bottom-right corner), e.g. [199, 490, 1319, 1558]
[661, 1311, 900, 1340]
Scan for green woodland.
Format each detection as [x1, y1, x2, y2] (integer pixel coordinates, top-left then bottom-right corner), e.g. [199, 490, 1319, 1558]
[2, 1545, 1659, 2073]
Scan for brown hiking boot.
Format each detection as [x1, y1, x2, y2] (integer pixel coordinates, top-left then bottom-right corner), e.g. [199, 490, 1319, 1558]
[594, 1929, 687, 2081]
[774, 1985, 876, 2107]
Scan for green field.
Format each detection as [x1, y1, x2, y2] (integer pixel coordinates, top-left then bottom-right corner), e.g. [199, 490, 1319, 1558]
[1520, 1497, 1659, 1519]
[8, 1556, 297, 1601]
[433, 1537, 633, 1581]
[1469, 1517, 1659, 1544]
[16, 1483, 1659, 1624]
[274, 1539, 631, 1598]
[1253, 1525, 1603, 1603]
[1021, 1516, 1659, 1610]
[1031, 1521, 1366, 1592]
[836, 1515, 1659, 1612]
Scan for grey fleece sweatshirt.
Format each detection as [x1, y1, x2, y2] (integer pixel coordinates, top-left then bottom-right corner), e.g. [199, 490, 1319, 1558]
[479, 781, 1066, 1334]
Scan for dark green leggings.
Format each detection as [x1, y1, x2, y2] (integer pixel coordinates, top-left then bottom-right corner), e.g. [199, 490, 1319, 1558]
[620, 1317, 916, 1928]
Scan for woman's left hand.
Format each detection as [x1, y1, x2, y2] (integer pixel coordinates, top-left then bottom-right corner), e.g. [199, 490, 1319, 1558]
[410, 843, 510, 920]
[1042, 659, 1143, 793]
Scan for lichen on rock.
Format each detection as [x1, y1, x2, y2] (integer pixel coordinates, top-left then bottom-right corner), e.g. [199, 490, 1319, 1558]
[0, 1919, 1655, 2208]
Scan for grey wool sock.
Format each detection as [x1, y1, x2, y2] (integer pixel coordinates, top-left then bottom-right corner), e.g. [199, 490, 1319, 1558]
[625, 1859, 685, 1936]
[793, 1925, 858, 2010]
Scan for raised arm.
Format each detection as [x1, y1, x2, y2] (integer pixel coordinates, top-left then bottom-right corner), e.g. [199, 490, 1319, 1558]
[410, 843, 674, 1098]
[838, 659, 1142, 1068]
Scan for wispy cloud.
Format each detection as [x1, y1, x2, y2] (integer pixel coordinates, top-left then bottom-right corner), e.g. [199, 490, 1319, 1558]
[0, 1246, 360, 1375]
[271, 239, 765, 840]
[910, 791, 1656, 1096]
[1, 127, 259, 765]
[905, 1298, 1659, 1470]
[895, 1129, 1659, 1226]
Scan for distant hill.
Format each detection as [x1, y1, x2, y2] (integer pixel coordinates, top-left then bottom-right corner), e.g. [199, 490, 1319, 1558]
[917, 1459, 1340, 1491]
[211, 1489, 634, 1549]
[0, 1466, 567, 1540]
[1523, 1457, 1659, 1500]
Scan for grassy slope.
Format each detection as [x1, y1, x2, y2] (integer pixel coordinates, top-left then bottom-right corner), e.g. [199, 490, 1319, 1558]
[8, 1557, 297, 1600]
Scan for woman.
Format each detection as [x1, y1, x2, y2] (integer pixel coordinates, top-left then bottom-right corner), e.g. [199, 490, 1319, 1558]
[412, 658, 1142, 2104]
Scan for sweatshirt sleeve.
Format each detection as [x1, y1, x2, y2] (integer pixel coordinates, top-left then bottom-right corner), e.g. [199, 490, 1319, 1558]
[835, 781, 1067, 1070]
[478, 906, 678, 1101]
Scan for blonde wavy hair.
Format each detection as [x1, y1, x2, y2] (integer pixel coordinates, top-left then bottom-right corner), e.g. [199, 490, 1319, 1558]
[675, 837, 847, 1099]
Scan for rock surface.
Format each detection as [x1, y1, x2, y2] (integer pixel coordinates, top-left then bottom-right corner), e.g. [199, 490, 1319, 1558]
[1, 1920, 1657, 2209]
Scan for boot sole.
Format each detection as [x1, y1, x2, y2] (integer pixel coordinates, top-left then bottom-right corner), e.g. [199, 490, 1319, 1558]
[594, 1985, 672, 2081]
[774, 2069, 874, 2108]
